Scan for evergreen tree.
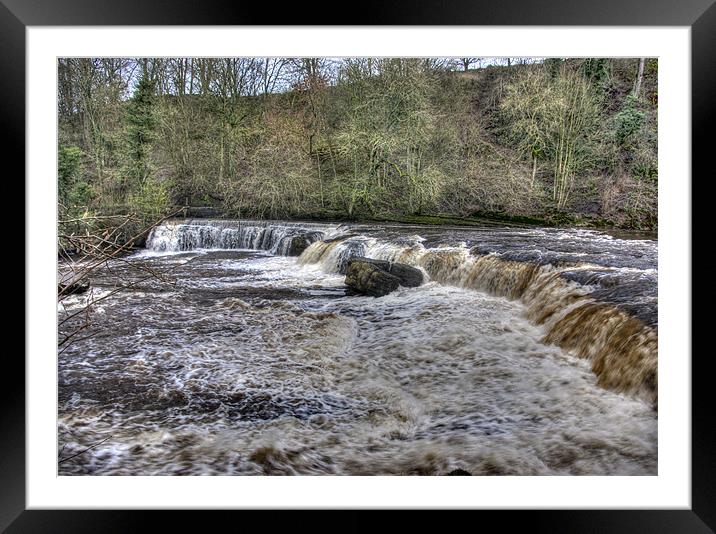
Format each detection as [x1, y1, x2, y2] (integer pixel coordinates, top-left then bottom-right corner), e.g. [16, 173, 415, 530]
[123, 74, 156, 189]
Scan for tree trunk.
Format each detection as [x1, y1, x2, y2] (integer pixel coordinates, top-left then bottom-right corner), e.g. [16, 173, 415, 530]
[634, 58, 645, 97]
[316, 153, 324, 208]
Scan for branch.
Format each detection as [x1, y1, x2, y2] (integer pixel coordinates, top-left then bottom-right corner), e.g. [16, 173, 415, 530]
[58, 435, 112, 465]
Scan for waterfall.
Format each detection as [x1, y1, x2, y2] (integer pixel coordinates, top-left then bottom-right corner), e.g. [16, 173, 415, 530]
[299, 235, 658, 406]
[146, 219, 336, 256]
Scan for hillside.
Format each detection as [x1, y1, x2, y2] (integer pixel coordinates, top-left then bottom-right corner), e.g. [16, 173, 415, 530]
[58, 58, 658, 230]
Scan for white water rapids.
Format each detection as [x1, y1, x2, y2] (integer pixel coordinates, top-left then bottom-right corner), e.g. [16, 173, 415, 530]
[57, 220, 657, 475]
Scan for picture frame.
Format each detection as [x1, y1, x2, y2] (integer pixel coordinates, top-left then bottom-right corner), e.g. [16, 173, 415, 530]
[8, 0, 711, 529]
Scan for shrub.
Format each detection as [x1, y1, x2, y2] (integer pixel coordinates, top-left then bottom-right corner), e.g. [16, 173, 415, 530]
[58, 145, 85, 205]
[128, 176, 172, 220]
[615, 95, 645, 147]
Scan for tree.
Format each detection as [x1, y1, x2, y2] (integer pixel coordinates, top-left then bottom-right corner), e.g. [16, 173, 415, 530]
[255, 58, 289, 95]
[580, 58, 611, 92]
[166, 58, 191, 95]
[501, 64, 602, 210]
[122, 73, 157, 190]
[58, 145, 92, 208]
[332, 58, 445, 216]
[458, 58, 481, 71]
[633, 58, 646, 97]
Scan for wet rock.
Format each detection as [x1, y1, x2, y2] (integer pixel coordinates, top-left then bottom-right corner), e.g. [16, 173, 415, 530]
[280, 231, 326, 256]
[131, 233, 148, 248]
[285, 234, 312, 256]
[345, 257, 423, 297]
[345, 261, 401, 297]
[357, 258, 424, 287]
[446, 469, 472, 476]
[58, 273, 90, 295]
[335, 242, 369, 274]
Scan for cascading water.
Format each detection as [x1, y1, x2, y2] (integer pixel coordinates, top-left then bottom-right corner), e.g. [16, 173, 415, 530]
[146, 219, 336, 256]
[299, 230, 658, 405]
[58, 219, 658, 475]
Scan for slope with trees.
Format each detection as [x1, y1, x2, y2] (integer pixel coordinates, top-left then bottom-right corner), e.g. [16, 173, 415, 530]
[58, 57, 658, 234]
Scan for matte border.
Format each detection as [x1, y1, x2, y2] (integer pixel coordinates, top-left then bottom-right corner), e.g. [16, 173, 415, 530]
[10, 0, 713, 530]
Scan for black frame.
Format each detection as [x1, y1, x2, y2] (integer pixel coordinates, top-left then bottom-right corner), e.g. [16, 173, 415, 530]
[8, 0, 712, 531]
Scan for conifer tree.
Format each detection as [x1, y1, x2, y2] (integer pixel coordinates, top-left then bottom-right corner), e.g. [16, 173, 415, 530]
[123, 74, 156, 190]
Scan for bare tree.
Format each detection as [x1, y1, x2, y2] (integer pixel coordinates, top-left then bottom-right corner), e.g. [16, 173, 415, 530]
[193, 58, 216, 96]
[166, 57, 192, 96]
[256, 58, 289, 95]
[458, 57, 481, 71]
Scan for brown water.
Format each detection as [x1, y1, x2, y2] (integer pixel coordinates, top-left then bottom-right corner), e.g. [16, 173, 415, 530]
[57, 220, 657, 475]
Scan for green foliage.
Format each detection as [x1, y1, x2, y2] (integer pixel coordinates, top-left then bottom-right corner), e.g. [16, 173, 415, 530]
[58, 145, 84, 200]
[632, 161, 658, 182]
[66, 181, 95, 207]
[58, 145, 84, 183]
[128, 176, 172, 220]
[580, 59, 611, 96]
[58, 145, 95, 207]
[122, 75, 157, 188]
[615, 94, 646, 147]
[631, 143, 658, 182]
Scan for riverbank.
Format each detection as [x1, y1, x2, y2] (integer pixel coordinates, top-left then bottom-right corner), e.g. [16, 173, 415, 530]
[367, 212, 658, 238]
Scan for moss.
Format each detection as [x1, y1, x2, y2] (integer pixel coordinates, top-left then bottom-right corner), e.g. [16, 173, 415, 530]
[470, 211, 556, 226]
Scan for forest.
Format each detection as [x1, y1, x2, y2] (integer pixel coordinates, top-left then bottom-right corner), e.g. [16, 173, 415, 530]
[58, 57, 658, 231]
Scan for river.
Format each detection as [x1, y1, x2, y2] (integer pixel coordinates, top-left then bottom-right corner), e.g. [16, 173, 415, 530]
[57, 219, 657, 475]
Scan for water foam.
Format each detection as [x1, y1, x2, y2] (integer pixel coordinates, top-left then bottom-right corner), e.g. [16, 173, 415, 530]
[299, 234, 658, 405]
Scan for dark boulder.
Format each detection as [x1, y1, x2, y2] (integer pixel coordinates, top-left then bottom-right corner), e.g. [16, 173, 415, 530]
[446, 469, 472, 476]
[284, 231, 325, 256]
[285, 235, 312, 256]
[354, 258, 424, 288]
[58, 272, 90, 295]
[131, 233, 148, 249]
[345, 262, 401, 297]
[344, 257, 424, 297]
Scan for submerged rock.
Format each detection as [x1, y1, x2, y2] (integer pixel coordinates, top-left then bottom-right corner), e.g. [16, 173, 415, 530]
[344, 257, 423, 297]
[132, 233, 148, 249]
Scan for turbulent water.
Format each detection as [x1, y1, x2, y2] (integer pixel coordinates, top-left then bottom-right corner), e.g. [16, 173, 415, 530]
[57, 219, 658, 475]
